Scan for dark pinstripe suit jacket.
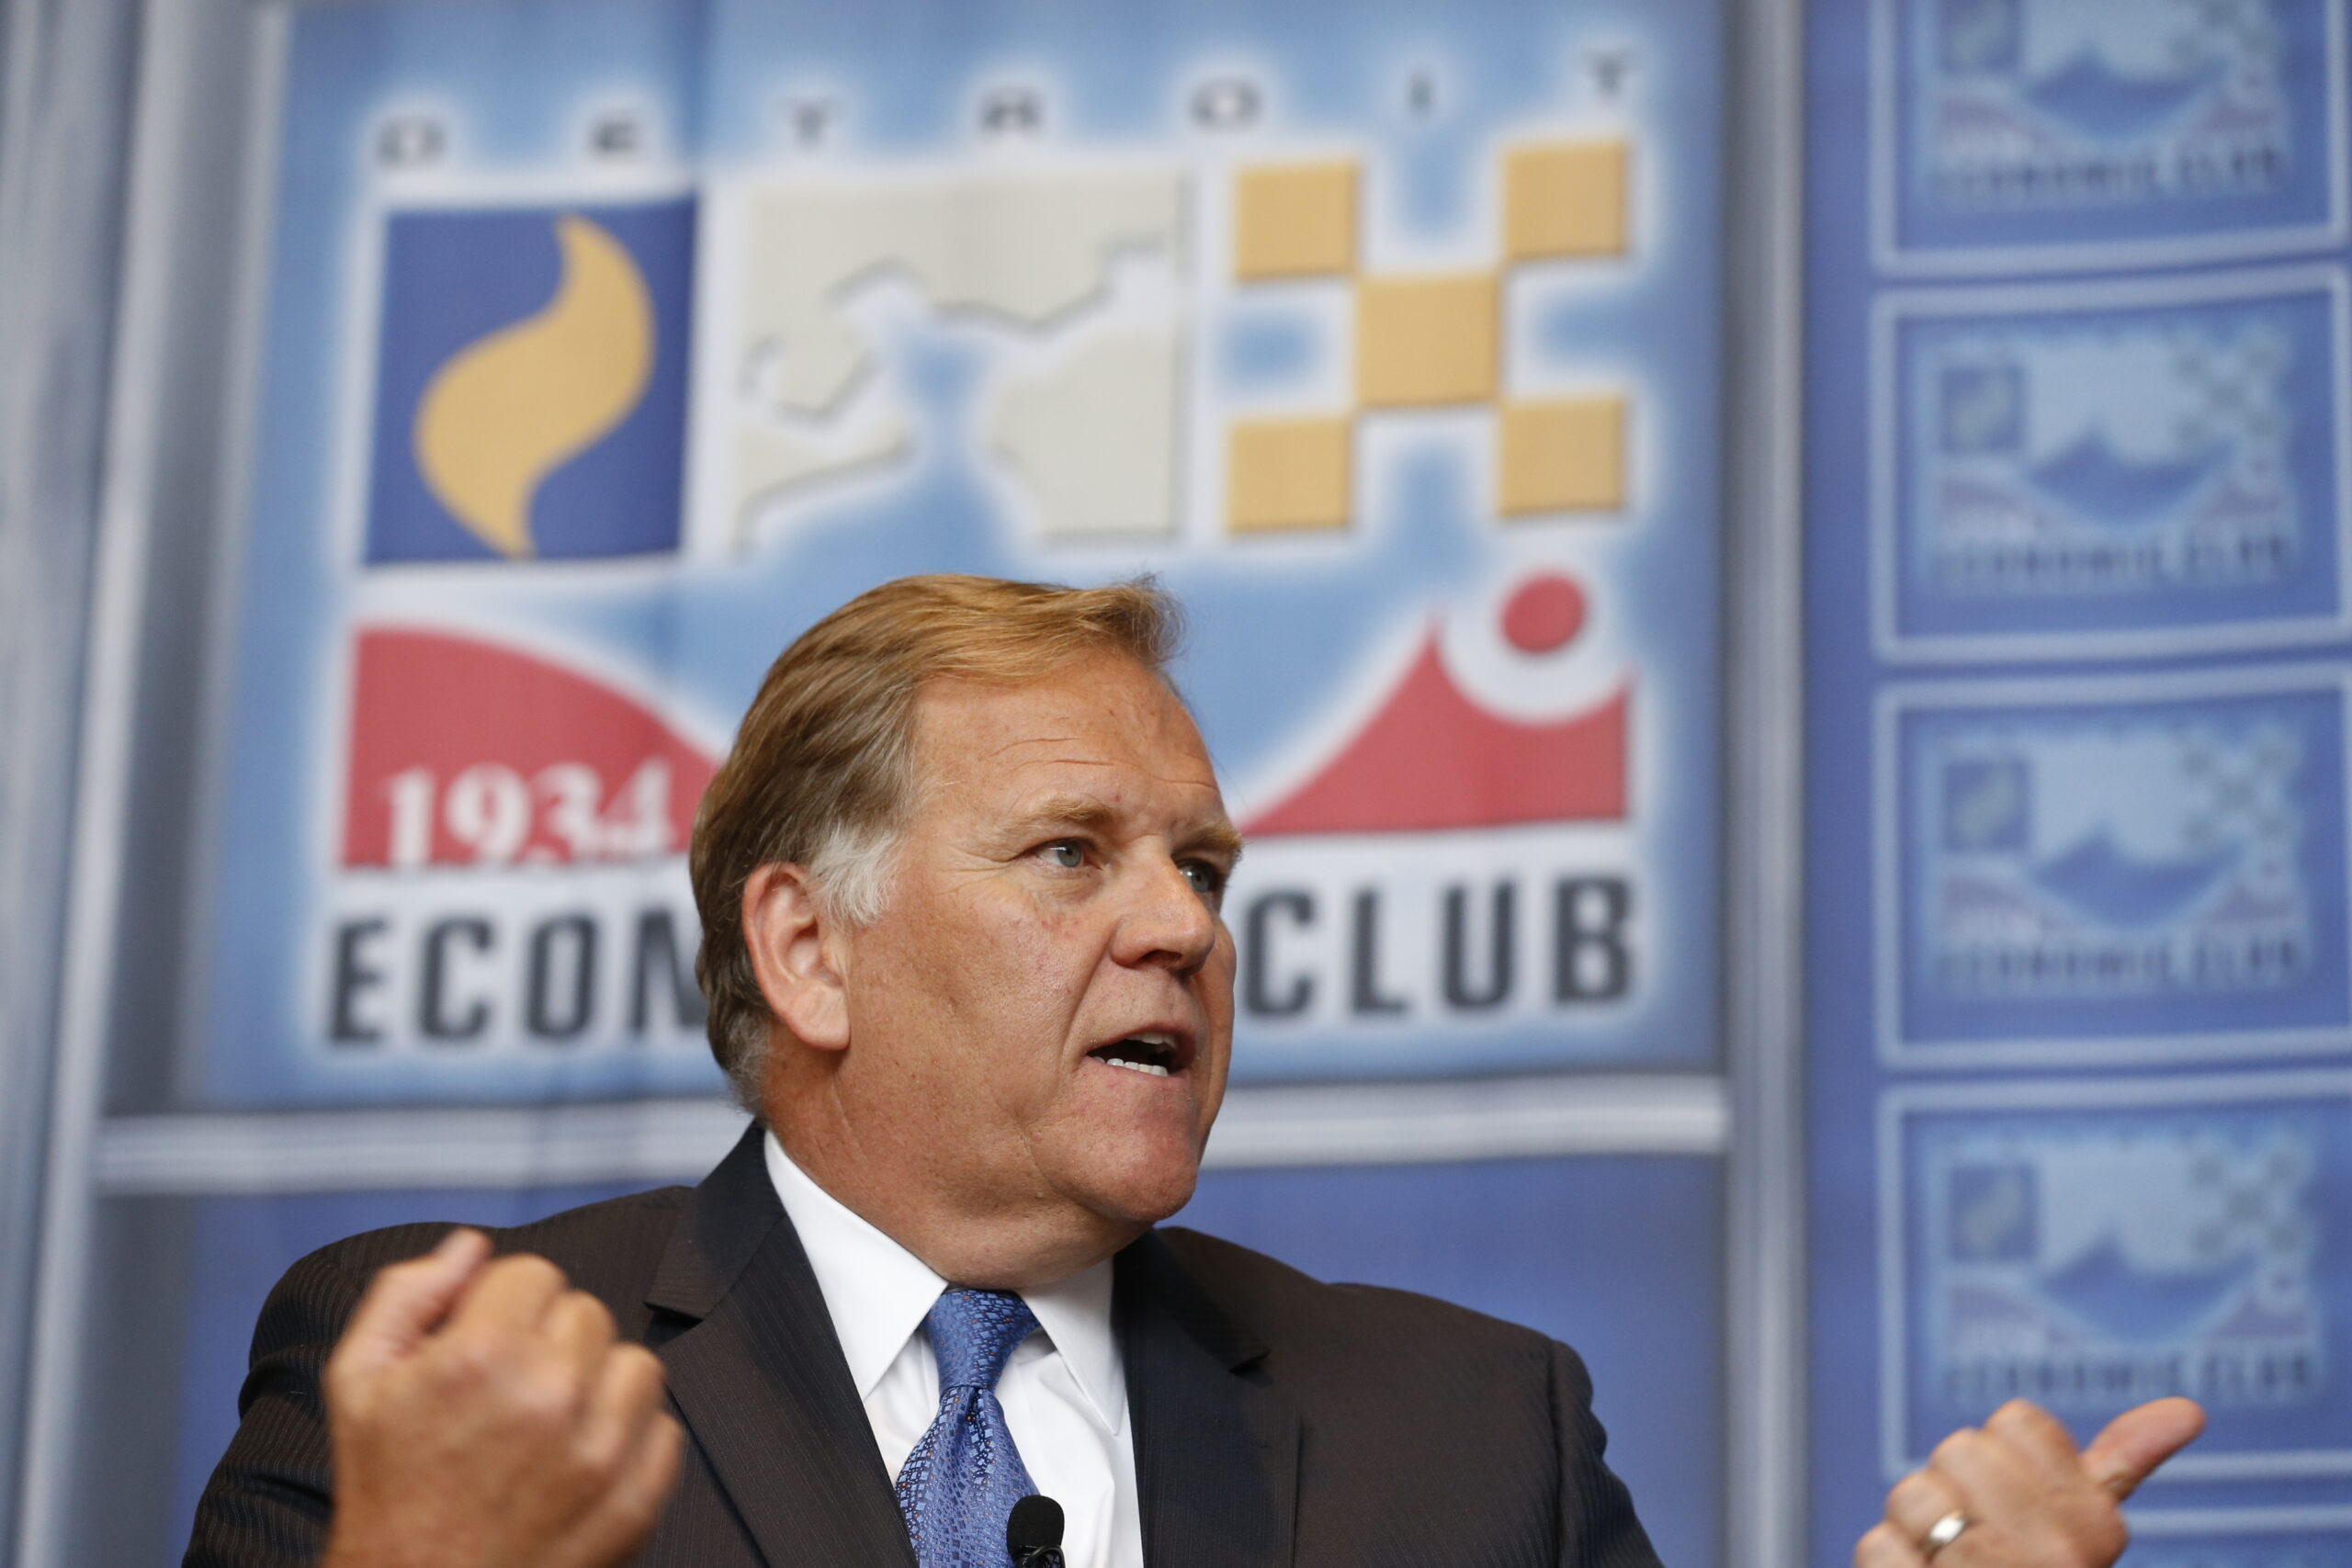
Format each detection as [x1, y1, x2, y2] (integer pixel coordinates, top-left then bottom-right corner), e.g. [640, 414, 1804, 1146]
[186, 1127, 1662, 1568]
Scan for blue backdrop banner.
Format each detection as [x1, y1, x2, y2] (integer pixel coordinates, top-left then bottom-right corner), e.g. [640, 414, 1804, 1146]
[208, 0, 1725, 1103]
[1810, 0, 2352, 1560]
[90, 1, 1739, 1563]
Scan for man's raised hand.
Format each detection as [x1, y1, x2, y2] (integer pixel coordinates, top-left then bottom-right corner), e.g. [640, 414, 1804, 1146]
[319, 1228, 683, 1568]
[1856, 1397, 2205, 1567]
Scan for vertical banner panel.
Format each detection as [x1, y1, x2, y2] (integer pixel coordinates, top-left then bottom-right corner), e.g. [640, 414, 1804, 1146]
[61, 0, 1739, 1559]
[198, 0, 1729, 1109]
[1809, 0, 2352, 1560]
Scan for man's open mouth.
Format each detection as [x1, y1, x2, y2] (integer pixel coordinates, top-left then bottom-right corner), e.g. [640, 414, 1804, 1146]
[1087, 1031, 1186, 1078]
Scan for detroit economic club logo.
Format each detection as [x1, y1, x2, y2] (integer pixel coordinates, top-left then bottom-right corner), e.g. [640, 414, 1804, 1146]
[1223, 568, 1644, 1048]
[317, 626, 718, 1057]
[311, 566, 1638, 1066]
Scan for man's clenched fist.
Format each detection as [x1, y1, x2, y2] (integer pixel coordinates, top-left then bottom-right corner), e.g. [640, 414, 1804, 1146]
[319, 1229, 684, 1568]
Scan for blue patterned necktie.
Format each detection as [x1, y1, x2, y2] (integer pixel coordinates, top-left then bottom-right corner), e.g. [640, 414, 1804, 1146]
[895, 1286, 1043, 1568]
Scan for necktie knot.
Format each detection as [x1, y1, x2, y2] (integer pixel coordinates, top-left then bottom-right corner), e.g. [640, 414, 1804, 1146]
[925, 1286, 1038, 1393]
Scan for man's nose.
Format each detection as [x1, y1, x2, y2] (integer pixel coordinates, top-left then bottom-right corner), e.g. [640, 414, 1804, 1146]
[1113, 856, 1219, 974]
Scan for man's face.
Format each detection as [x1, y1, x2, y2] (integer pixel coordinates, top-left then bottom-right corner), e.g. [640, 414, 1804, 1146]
[831, 653, 1240, 1232]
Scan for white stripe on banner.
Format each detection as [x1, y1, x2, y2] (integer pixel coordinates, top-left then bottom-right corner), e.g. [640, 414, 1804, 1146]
[2128, 1505, 2352, 1535]
[91, 1075, 1730, 1194]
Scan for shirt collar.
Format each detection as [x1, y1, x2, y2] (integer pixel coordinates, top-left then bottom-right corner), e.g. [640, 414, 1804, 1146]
[764, 1132, 944, 1402]
[1022, 1251, 1125, 1438]
[763, 1131, 1127, 1437]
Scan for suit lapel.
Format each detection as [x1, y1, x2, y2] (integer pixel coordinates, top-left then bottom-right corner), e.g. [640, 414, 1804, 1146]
[1119, 1232, 1298, 1568]
[647, 1126, 918, 1568]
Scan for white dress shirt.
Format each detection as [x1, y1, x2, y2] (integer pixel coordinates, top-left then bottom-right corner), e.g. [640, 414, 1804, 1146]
[764, 1134, 1145, 1568]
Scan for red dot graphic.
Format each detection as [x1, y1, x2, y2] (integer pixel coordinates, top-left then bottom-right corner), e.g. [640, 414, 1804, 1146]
[1500, 572, 1587, 654]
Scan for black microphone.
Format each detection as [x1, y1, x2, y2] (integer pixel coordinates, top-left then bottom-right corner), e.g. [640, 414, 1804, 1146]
[1006, 1494, 1066, 1568]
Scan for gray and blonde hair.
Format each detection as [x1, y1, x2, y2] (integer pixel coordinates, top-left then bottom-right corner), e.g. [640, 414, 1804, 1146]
[687, 573, 1183, 1107]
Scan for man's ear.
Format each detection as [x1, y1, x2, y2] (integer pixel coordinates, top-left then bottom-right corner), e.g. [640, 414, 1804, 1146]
[741, 863, 852, 1053]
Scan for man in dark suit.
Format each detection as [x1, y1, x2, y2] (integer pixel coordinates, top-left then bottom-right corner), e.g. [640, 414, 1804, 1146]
[187, 576, 2201, 1568]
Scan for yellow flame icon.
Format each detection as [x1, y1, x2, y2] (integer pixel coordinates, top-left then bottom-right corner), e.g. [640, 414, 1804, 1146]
[412, 215, 654, 558]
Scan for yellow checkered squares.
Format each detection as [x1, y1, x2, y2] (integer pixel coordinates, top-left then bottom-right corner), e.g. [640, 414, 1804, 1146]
[1222, 135, 1635, 535]
[1227, 417, 1353, 533]
[1503, 140, 1629, 262]
[1355, 274, 1498, 408]
[1498, 396, 1625, 515]
[1233, 160, 1359, 280]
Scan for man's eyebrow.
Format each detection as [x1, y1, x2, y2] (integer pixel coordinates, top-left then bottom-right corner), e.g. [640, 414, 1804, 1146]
[1186, 818, 1247, 863]
[1005, 793, 1122, 836]
[1008, 792, 1245, 861]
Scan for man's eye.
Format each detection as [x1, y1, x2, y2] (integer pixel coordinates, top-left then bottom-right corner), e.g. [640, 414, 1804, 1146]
[1043, 840, 1085, 869]
[1181, 860, 1227, 897]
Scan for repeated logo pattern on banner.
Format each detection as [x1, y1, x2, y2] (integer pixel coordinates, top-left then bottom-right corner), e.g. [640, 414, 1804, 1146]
[1875, 0, 2347, 269]
[1813, 0, 2352, 1558]
[1874, 271, 2352, 658]
[1884, 1077, 2352, 1478]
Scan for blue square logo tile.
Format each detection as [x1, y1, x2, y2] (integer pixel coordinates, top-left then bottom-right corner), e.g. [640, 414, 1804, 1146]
[1936, 362, 2022, 456]
[1939, 755, 2030, 853]
[364, 197, 695, 564]
[1946, 1160, 2037, 1261]
[1936, 0, 2019, 76]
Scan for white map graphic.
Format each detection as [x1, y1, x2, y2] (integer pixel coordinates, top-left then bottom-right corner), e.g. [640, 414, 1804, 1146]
[984, 321, 1183, 540]
[725, 166, 1188, 545]
[1973, 0, 2278, 84]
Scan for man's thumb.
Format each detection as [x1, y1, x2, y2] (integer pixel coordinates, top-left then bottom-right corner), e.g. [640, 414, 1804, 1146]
[334, 1227, 491, 1374]
[2079, 1397, 2205, 1500]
